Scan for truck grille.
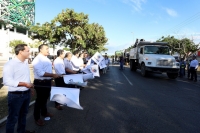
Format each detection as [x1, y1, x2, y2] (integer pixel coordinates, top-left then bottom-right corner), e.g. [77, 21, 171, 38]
[157, 60, 173, 66]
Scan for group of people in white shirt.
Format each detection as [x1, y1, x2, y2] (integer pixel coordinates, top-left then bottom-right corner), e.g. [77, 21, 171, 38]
[3, 43, 111, 132]
[3, 44, 94, 133]
[53, 50, 91, 110]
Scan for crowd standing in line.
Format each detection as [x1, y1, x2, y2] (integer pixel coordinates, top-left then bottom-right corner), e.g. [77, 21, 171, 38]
[4, 44, 199, 133]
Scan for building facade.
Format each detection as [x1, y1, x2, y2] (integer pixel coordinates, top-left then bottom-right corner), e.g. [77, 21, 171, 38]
[0, 0, 35, 60]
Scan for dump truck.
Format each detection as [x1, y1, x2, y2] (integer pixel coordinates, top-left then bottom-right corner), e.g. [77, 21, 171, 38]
[129, 40, 180, 79]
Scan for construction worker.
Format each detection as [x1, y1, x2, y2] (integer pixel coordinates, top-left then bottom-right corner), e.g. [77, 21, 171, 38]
[187, 59, 192, 79]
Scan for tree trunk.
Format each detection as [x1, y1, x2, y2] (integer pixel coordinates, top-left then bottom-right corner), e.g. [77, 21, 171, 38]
[53, 44, 55, 55]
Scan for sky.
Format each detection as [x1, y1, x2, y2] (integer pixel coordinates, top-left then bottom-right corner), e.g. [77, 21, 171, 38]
[35, 0, 200, 55]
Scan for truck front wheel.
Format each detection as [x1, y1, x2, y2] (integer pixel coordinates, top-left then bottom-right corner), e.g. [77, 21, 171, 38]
[130, 60, 137, 71]
[167, 73, 178, 79]
[141, 63, 147, 76]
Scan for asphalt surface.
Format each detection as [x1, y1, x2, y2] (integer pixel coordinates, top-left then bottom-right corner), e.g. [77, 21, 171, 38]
[0, 65, 200, 133]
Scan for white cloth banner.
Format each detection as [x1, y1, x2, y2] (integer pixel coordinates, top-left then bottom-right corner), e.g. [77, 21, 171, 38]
[85, 58, 92, 68]
[91, 52, 104, 65]
[81, 67, 92, 74]
[83, 73, 94, 81]
[50, 87, 83, 110]
[90, 64, 100, 77]
[63, 74, 87, 87]
[99, 59, 107, 69]
[63, 74, 83, 84]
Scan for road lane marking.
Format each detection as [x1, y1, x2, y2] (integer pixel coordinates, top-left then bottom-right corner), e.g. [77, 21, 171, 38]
[122, 72, 133, 86]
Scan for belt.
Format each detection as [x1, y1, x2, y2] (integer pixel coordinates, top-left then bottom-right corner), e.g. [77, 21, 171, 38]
[34, 79, 52, 81]
[9, 90, 30, 94]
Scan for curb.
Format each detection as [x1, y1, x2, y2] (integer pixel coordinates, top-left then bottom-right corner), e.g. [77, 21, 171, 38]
[0, 101, 35, 126]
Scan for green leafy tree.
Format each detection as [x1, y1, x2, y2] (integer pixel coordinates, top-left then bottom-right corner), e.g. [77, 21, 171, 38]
[84, 23, 108, 54]
[30, 9, 108, 54]
[30, 22, 62, 54]
[157, 36, 199, 60]
[9, 40, 25, 54]
[157, 36, 180, 55]
[52, 9, 89, 52]
[178, 38, 199, 59]
[63, 47, 71, 51]
[28, 40, 42, 48]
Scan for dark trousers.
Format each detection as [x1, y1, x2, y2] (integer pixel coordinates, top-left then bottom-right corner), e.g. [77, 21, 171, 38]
[190, 67, 197, 81]
[6, 91, 30, 133]
[120, 62, 124, 70]
[179, 68, 185, 77]
[33, 79, 51, 121]
[188, 69, 191, 78]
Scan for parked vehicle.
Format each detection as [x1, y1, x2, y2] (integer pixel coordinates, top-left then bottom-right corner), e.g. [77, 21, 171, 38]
[129, 39, 180, 79]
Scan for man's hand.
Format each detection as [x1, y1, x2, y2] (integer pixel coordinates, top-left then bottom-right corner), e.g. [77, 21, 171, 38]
[52, 74, 62, 79]
[24, 83, 35, 95]
[24, 83, 34, 88]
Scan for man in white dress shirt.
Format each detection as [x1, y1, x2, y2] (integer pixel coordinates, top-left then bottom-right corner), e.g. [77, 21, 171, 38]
[53, 49, 67, 110]
[190, 55, 199, 82]
[71, 50, 81, 71]
[78, 53, 85, 69]
[32, 44, 61, 126]
[3, 44, 35, 133]
[64, 52, 80, 74]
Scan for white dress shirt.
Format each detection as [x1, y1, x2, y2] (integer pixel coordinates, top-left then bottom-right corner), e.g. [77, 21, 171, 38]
[71, 55, 80, 71]
[32, 53, 52, 80]
[54, 57, 66, 75]
[190, 59, 199, 69]
[105, 59, 109, 65]
[64, 58, 73, 70]
[78, 58, 84, 69]
[3, 58, 30, 92]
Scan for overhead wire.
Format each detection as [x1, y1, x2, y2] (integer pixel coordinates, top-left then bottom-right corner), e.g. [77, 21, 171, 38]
[162, 11, 200, 37]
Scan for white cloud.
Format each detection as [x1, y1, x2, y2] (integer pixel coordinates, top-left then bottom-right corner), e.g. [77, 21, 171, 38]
[122, 0, 146, 12]
[165, 8, 178, 17]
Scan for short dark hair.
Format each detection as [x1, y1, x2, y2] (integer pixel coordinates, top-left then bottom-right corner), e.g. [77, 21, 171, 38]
[14, 44, 27, 55]
[73, 50, 79, 55]
[79, 53, 84, 57]
[65, 52, 71, 58]
[57, 49, 64, 57]
[38, 44, 48, 52]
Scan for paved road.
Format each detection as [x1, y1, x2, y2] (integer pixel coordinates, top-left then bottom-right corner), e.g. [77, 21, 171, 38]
[0, 65, 200, 133]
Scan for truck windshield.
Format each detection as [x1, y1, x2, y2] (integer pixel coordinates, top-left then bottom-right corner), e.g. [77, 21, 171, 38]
[144, 46, 170, 55]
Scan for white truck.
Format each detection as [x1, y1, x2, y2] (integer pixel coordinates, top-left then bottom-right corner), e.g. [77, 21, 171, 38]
[129, 40, 180, 79]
